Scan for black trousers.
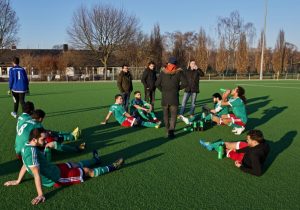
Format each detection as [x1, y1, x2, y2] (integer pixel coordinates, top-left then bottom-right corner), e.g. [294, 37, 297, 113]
[144, 89, 155, 109]
[121, 92, 131, 112]
[12, 91, 26, 113]
[162, 105, 178, 132]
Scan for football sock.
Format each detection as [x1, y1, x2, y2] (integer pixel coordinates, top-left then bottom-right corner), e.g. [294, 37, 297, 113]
[93, 166, 110, 177]
[141, 121, 157, 128]
[210, 140, 224, 150]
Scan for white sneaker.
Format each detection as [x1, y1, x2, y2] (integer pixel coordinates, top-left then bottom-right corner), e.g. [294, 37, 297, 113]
[179, 115, 190, 125]
[234, 127, 245, 135]
[232, 127, 238, 133]
[11, 112, 17, 119]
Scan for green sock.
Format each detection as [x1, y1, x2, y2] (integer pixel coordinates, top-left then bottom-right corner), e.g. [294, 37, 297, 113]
[205, 114, 212, 121]
[210, 140, 224, 150]
[149, 112, 157, 119]
[93, 166, 110, 177]
[138, 109, 150, 121]
[78, 158, 98, 168]
[54, 142, 77, 152]
[141, 121, 157, 128]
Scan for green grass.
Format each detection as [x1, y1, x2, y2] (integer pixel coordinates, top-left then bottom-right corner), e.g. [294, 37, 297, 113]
[0, 80, 299, 209]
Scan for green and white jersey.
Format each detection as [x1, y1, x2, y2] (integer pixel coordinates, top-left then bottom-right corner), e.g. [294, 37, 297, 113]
[129, 98, 150, 114]
[21, 144, 60, 187]
[16, 113, 32, 131]
[15, 119, 43, 155]
[109, 104, 126, 124]
[228, 97, 247, 123]
[214, 102, 229, 117]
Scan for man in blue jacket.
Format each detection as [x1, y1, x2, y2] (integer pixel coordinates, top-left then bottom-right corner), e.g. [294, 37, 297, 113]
[9, 57, 29, 118]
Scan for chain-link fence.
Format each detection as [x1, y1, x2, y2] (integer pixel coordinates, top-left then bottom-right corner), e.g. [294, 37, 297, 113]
[0, 67, 299, 82]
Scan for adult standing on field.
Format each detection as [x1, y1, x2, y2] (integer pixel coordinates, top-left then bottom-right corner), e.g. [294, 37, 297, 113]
[179, 60, 204, 118]
[141, 61, 157, 109]
[155, 57, 187, 139]
[117, 64, 133, 112]
[9, 57, 29, 119]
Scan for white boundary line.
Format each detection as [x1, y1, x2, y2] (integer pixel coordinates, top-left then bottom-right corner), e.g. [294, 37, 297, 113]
[236, 84, 300, 90]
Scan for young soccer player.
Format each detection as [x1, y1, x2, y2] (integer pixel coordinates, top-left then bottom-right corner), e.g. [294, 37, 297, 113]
[101, 94, 160, 128]
[199, 129, 270, 176]
[130, 91, 160, 123]
[4, 128, 124, 205]
[17, 101, 35, 128]
[211, 86, 247, 135]
[179, 92, 229, 125]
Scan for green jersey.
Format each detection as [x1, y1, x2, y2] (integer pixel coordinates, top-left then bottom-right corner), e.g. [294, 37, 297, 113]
[214, 102, 229, 117]
[21, 144, 60, 187]
[129, 98, 150, 114]
[228, 97, 247, 123]
[15, 119, 42, 155]
[109, 104, 126, 124]
[16, 113, 32, 130]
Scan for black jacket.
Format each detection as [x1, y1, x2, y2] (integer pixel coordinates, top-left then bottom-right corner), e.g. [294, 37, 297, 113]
[141, 68, 157, 91]
[155, 68, 187, 106]
[117, 71, 133, 93]
[184, 68, 204, 93]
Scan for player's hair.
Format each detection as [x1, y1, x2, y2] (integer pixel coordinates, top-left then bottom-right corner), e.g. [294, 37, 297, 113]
[122, 64, 129, 69]
[115, 94, 123, 100]
[13, 57, 20, 65]
[29, 128, 45, 141]
[134, 90, 141, 95]
[247, 130, 265, 143]
[212, 93, 222, 100]
[237, 86, 246, 104]
[148, 61, 155, 66]
[23, 101, 35, 115]
[31, 109, 46, 120]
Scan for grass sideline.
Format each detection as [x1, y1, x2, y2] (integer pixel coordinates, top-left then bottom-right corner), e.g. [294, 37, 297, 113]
[0, 80, 299, 209]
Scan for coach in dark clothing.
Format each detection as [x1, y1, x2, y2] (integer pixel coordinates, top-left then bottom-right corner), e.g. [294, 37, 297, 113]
[117, 64, 133, 112]
[156, 57, 187, 139]
[179, 60, 204, 117]
[141, 61, 157, 109]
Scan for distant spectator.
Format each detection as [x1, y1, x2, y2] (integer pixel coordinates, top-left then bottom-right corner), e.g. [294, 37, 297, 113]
[117, 64, 133, 112]
[9, 57, 29, 119]
[141, 61, 157, 109]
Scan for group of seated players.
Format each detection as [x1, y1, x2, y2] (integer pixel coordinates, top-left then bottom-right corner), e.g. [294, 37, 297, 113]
[5, 86, 270, 205]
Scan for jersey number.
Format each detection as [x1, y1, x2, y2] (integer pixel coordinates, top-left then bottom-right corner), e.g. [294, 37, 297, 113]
[17, 124, 28, 136]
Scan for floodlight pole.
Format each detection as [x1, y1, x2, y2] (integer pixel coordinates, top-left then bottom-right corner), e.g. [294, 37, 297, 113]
[260, 0, 268, 80]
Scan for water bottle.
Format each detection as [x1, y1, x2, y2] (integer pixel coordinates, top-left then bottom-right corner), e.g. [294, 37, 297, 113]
[217, 145, 224, 159]
[220, 88, 227, 93]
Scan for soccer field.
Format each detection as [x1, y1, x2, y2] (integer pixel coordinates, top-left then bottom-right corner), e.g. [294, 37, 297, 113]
[0, 80, 299, 209]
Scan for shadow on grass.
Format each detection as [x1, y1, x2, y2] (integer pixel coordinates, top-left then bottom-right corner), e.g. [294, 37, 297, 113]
[47, 105, 108, 118]
[0, 159, 22, 177]
[247, 106, 288, 130]
[264, 130, 297, 172]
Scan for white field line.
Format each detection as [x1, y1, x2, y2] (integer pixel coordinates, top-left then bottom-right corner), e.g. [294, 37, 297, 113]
[236, 84, 300, 90]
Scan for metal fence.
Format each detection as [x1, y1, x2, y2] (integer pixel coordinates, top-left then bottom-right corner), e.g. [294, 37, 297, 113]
[0, 67, 299, 82]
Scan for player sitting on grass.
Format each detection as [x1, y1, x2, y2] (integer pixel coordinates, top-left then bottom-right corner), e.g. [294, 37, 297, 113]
[4, 128, 124, 205]
[211, 86, 247, 135]
[101, 94, 160, 128]
[130, 91, 160, 123]
[199, 129, 269, 176]
[179, 92, 229, 125]
[31, 109, 85, 158]
[17, 101, 35, 128]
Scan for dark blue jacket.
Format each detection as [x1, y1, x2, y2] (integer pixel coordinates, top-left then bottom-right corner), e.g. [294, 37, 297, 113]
[9, 65, 29, 92]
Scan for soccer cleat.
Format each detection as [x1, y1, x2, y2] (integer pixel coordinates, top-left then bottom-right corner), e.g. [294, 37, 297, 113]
[77, 142, 86, 152]
[232, 127, 238, 133]
[72, 127, 81, 140]
[155, 121, 161, 129]
[199, 140, 214, 151]
[179, 115, 191, 125]
[234, 127, 245, 135]
[112, 158, 124, 170]
[168, 130, 175, 139]
[11, 112, 17, 119]
[93, 149, 101, 164]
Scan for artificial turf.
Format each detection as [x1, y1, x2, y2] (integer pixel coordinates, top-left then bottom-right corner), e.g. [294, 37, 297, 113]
[0, 80, 299, 209]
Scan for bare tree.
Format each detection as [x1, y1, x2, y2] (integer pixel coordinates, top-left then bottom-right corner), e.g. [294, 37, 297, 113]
[217, 11, 255, 70]
[195, 28, 208, 73]
[235, 32, 248, 73]
[67, 4, 139, 79]
[0, 0, 19, 53]
[216, 37, 227, 73]
[272, 30, 287, 74]
[149, 23, 163, 69]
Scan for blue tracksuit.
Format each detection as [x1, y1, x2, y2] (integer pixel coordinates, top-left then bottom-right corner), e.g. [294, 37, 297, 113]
[9, 65, 29, 93]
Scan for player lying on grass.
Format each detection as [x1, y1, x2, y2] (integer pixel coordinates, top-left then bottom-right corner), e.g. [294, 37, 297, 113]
[211, 86, 247, 135]
[31, 109, 85, 158]
[130, 91, 160, 123]
[15, 109, 82, 160]
[101, 94, 160, 128]
[179, 92, 229, 125]
[4, 128, 124, 205]
[200, 129, 269, 176]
